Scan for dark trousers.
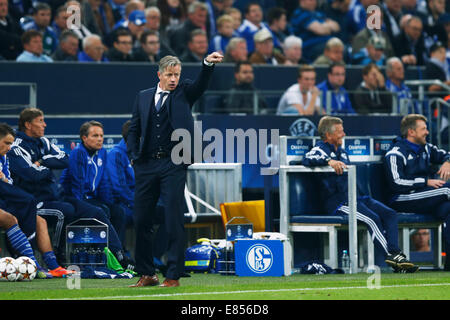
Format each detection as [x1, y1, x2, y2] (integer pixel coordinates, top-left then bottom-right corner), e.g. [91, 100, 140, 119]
[391, 183, 450, 255]
[337, 196, 400, 256]
[133, 157, 187, 280]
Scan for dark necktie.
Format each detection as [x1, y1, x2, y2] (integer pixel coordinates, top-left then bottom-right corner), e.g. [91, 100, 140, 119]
[155, 91, 168, 112]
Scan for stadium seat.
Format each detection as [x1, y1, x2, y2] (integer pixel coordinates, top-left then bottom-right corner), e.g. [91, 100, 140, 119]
[220, 200, 265, 233]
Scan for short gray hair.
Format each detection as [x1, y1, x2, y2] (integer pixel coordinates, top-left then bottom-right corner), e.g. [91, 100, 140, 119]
[225, 37, 246, 53]
[158, 55, 182, 73]
[318, 116, 343, 140]
[283, 35, 302, 50]
[325, 37, 344, 50]
[386, 56, 402, 73]
[188, 1, 208, 14]
[82, 34, 102, 50]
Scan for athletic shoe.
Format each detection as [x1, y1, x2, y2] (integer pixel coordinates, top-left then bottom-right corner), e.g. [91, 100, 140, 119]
[393, 264, 419, 273]
[49, 266, 76, 278]
[36, 267, 53, 279]
[385, 252, 415, 269]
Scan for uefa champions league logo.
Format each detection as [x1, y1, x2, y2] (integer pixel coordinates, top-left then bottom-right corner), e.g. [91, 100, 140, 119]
[245, 244, 273, 273]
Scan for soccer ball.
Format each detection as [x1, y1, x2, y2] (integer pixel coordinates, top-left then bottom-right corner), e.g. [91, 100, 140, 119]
[14, 256, 37, 281]
[0, 257, 19, 282]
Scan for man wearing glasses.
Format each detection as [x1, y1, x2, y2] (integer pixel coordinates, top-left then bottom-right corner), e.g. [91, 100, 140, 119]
[106, 28, 134, 61]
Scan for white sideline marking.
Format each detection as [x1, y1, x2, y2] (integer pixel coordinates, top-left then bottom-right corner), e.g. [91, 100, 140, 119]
[49, 283, 450, 300]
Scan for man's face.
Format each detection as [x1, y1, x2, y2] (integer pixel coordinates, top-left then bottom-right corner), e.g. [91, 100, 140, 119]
[245, 4, 262, 25]
[142, 34, 160, 55]
[328, 65, 346, 88]
[25, 116, 46, 138]
[34, 9, 51, 28]
[298, 71, 316, 92]
[0, 0, 8, 20]
[235, 64, 254, 84]
[325, 46, 344, 63]
[363, 67, 379, 89]
[231, 41, 248, 61]
[430, 0, 445, 15]
[285, 44, 302, 63]
[405, 19, 422, 41]
[367, 45, 384, 62]
[158, 65, 181, 91]
[218, 21, 234, 38]
[188, 34, 208, 56]
[83, 125, 104, 151]
[255, 38, 273, 57]
[145, 10, 160, 30]
[85, 38, 104, 61]
[54, 11, 70, 30]
[189, 8, 207, 28]
[408, 120, 429, 145]
[24, 36, 43, 56]
[61, 36, 79, 56]
[128, 22, 145, 38]
[274, 14, 287, 31]
[387, 60, 404, 83]
[0, 134, 14, 156]
[327, 124, 345, 147]
[114, 35, 133, 54]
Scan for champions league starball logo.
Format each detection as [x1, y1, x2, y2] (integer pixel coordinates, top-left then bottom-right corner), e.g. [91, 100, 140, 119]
[246, 244, 273, 273]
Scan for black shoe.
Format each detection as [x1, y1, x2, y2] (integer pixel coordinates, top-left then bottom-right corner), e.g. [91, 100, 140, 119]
[393, 264, 419, 273]
[115, 250, 136, 271]
[385, 252, 415, 270]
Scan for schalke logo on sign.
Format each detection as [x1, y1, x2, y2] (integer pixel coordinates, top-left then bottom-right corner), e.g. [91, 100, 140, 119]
[246, 244, 273, 273]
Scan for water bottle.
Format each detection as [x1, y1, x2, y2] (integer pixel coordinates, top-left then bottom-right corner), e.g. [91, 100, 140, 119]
[341, 250, 350, 273]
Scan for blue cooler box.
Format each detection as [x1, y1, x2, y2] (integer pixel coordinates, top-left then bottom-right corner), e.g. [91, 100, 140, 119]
[234, 239, 291, 276]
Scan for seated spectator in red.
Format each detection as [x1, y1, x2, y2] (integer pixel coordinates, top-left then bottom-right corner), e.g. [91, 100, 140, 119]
[52, 30, 79, 61]
[16, 30, 53, 62]
[106, 28, 134, 61]
[0, 0, 23, 60]
[223, 37, 248, 63]
[249, 28, 286, 65]
[78, 34, 109, 62]
[180, 29, 208, 62]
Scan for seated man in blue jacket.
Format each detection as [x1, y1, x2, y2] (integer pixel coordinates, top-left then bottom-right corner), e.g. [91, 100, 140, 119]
[7, 110, 134, 272]
[60, 120, 130, 263]
[384, 114, 450, 271]
[302, 116, 416, 272]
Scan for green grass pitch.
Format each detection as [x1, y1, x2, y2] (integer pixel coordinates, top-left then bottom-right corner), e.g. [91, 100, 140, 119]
[0, 271, 449, 300]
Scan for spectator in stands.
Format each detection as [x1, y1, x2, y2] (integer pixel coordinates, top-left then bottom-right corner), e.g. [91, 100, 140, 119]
[317, 62, 355, 114]
[352, 34, 387, 66]
[385, 57, 419, 114]
[65, 1, 94, 44]
[87, 0, 116, 38]
[208, 14, 234, 54]
[290, 0, 340, 62]
[78, 34, 109, 62]
[52, 30, 79, 61]
[411, 229, 431, 252]
[51, 5, 70, 41]
[313, 37, 345, 66]
[224, 7, 241, 36]
[108, 0, 128, 24]
[352, 63, 393, 114]
[22, 2, 58, 56]
[180, 29, 208, 62]
[277, 64, 323, 115]
[237, 2, 270, 54]
[59, 120, 132, 267]
[113, 0, 145, 29]
[205, 0, 227, 38]
[267, 7, 289, 52]
[157, 0, 188, 32]
[8, 109, 134, 272]
[113, 9, 147, 48]
[283, 35, 308, 65]
[16, 30, 53, 62]
[419, 0, 447, 47]
[133, 29, 174, 62]
[303, 116, 417, 273]
[382, 0, 404, 44]
[106, 28, 134, 61]
[223, 37, 248, 63]
[384, 114, 450, 271]
[222, 61, 267, 113]
[145, 6, 161, 33]
[249, 28, 286, 65]
[348, 0, 380, 34]
[425, 41, 450, 93]
[320, 0, 352, 44]
[168, 1, 209, 56]
[0, 0, 23, 60]
[393, 15, 427, 66]
[351, 8, 396, 59]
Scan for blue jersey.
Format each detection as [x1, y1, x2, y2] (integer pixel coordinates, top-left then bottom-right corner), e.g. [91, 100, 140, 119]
[384, 137, 450, 201]
[60, 143, 113, 204]
[106, 139, 135, 208]
[0, 155, 13, 185]
[385, 79, 419, 114]
[290, 7, 330, 50]
[317, 80, 355, 114]
[8, 131, 68, 201]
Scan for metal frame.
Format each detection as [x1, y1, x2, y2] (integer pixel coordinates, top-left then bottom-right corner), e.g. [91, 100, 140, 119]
[0, 82, 37, 110]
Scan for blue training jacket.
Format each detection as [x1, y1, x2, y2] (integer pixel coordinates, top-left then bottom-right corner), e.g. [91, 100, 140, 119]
[106, 139, 134, 208]
[8, 131, 68, 201]
[384, 137, 450, 201]
[60, 143, 113, 204]
[302, 140, 352, 214]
